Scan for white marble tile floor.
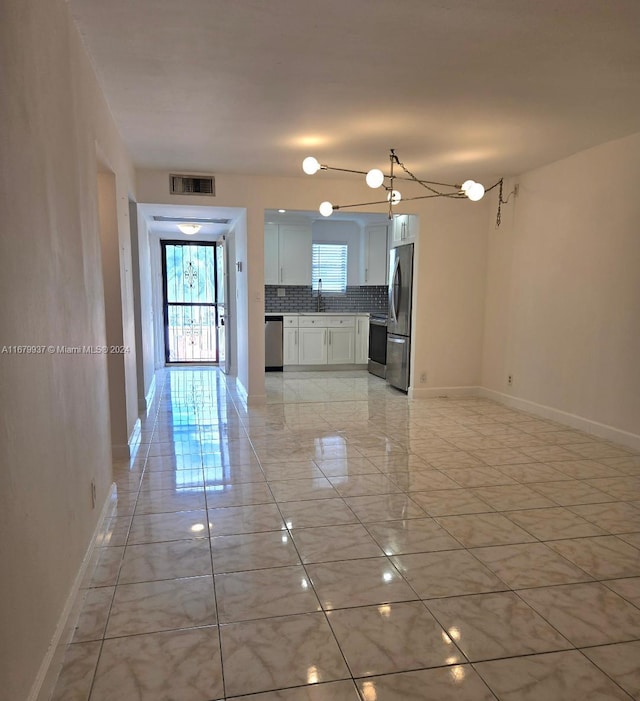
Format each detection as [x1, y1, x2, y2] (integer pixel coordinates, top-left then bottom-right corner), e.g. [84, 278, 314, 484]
[50, 368, 640, 700]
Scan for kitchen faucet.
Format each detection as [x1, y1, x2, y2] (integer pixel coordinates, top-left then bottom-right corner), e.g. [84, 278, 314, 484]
[317, 278, 324, 312]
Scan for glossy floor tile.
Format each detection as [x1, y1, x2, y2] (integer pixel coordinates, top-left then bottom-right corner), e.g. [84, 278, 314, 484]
[474, 650, 633, 700]
[50, 368, 640, 701]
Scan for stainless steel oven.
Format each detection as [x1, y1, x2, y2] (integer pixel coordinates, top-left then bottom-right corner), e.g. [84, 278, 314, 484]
[368, 313, 387, 378]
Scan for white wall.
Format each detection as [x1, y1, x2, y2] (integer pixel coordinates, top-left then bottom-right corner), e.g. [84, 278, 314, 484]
[0, 1, 137, 698]
[411, 199, 489, 392]
[482, 132, 640, 445]
[136, 170, 492, 402]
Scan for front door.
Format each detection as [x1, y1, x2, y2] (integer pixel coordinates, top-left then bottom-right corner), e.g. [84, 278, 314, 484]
[161, 241, 220, 363]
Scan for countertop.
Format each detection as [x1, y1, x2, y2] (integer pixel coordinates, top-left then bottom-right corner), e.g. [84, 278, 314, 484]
[265, 311, 373, 317]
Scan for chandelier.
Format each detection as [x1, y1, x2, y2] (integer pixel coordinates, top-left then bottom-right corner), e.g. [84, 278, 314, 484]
[302, 149, 511, 226]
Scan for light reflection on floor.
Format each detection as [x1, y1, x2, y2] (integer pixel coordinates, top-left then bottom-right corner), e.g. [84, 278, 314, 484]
[51, 367, 640, 701]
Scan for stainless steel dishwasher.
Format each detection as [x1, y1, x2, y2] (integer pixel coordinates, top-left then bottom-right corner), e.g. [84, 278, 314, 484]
[265, 315, 283, 370]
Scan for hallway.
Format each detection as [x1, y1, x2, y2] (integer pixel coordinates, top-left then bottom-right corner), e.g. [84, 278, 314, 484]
[52, 368, 640, 700]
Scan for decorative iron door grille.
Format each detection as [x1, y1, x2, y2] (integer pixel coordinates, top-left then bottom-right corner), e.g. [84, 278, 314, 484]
[161, 241, 219, 363]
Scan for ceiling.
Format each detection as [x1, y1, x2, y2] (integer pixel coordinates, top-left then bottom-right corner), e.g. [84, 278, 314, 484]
[68, 0, 640, 244]
[69, 0, 640, 187]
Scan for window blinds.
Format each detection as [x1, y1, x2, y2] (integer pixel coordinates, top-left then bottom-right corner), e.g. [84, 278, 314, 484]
[311, 243, 348, 293]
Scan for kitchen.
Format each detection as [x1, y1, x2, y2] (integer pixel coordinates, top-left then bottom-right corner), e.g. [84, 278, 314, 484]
[264, 209, 417, 392]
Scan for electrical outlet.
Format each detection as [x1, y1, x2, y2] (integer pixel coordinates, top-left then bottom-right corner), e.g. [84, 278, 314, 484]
[420, 372, 427, 384]
[91, 480, 97, 509]
[508, 374, 513, 386]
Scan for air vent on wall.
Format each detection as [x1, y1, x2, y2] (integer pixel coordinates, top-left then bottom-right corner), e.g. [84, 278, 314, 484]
[152, 216, 231, 225]
[169, 174, 215, 196]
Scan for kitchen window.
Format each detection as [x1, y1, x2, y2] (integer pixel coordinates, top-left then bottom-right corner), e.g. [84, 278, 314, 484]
[311, 242, 348, 293]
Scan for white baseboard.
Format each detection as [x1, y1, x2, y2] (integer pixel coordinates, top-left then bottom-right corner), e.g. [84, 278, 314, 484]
[144, 375, 156, 414]
[29, 485, 117, 701]
[478, 387, 640, 452]
[235, 377, 248, 408]
[234, 377, 266, 408]
[409, 385, 480, 399]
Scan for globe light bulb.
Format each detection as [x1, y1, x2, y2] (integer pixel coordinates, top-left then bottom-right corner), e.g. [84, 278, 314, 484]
[387, 190, 402, 205]
[365, 168, 384, 189]
[319, 201, 334, 217]
[466, 182, 485, 201]
[460, 179, 475, 193]
[302, 156, 321, 175]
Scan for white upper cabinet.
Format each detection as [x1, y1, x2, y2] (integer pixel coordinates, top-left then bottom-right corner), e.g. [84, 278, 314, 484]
[264, 223, 280, 284]
[264, 223, 312, 285]
[361, 224, 388, 285]
[390, 214, 418, 247]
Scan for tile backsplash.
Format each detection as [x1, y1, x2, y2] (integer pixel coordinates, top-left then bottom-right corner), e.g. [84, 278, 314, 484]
[265, 285, 388, 313]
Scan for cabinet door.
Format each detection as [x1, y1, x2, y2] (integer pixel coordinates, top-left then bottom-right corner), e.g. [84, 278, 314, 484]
[283, 327, 299, 365]
[279, 225, 312, 285]
[264, 223, 280, 284]
[299, 327, 327, 364]
[390, 215, 404, 246]
[327, 327, 355, 364]
[390, 214, 418, 248]
[363, 225, 388, 285]
[355, 315, 369, 364]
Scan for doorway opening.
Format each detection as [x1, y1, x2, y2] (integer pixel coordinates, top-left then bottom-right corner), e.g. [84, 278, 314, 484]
[161, 241, 224, 363]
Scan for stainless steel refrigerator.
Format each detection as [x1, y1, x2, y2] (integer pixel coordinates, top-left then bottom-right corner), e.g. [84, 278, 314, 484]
[386, 243, 414, 391]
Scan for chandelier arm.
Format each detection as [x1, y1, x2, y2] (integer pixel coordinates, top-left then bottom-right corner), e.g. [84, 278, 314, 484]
[319, 164, 460, 190]
[320, 165, 369, 176]
[388, 174, 461, 189]
[332, 191, 466, 212]
[332, 199, 396, 210]
[400, 193, 467, 202]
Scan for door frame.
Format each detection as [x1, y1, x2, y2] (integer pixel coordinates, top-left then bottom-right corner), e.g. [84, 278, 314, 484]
[160, 239, 220, 364]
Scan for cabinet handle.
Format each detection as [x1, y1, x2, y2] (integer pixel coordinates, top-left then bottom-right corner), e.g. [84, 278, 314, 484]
[295, 330, 298, 345]
[279, 266, 283, 283]
[323, 330, 326, 345]
[365, 268, 368, 283]
[328, 330, 331, 345]
[357, 320, 360, 334]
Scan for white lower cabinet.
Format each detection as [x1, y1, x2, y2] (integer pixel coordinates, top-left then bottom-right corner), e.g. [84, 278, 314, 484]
[299, 327, 328, 364]
[293, 315, 355, 366]
[283, 328, 299, 365]
[281, 314, 369, 368]
[283, 316, 300, 365]
[327, 327, 355, 364]
[355, 315, 369, 364]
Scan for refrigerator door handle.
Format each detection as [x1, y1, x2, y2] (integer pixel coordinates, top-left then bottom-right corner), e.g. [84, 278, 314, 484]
[390, 257, 400, 323]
